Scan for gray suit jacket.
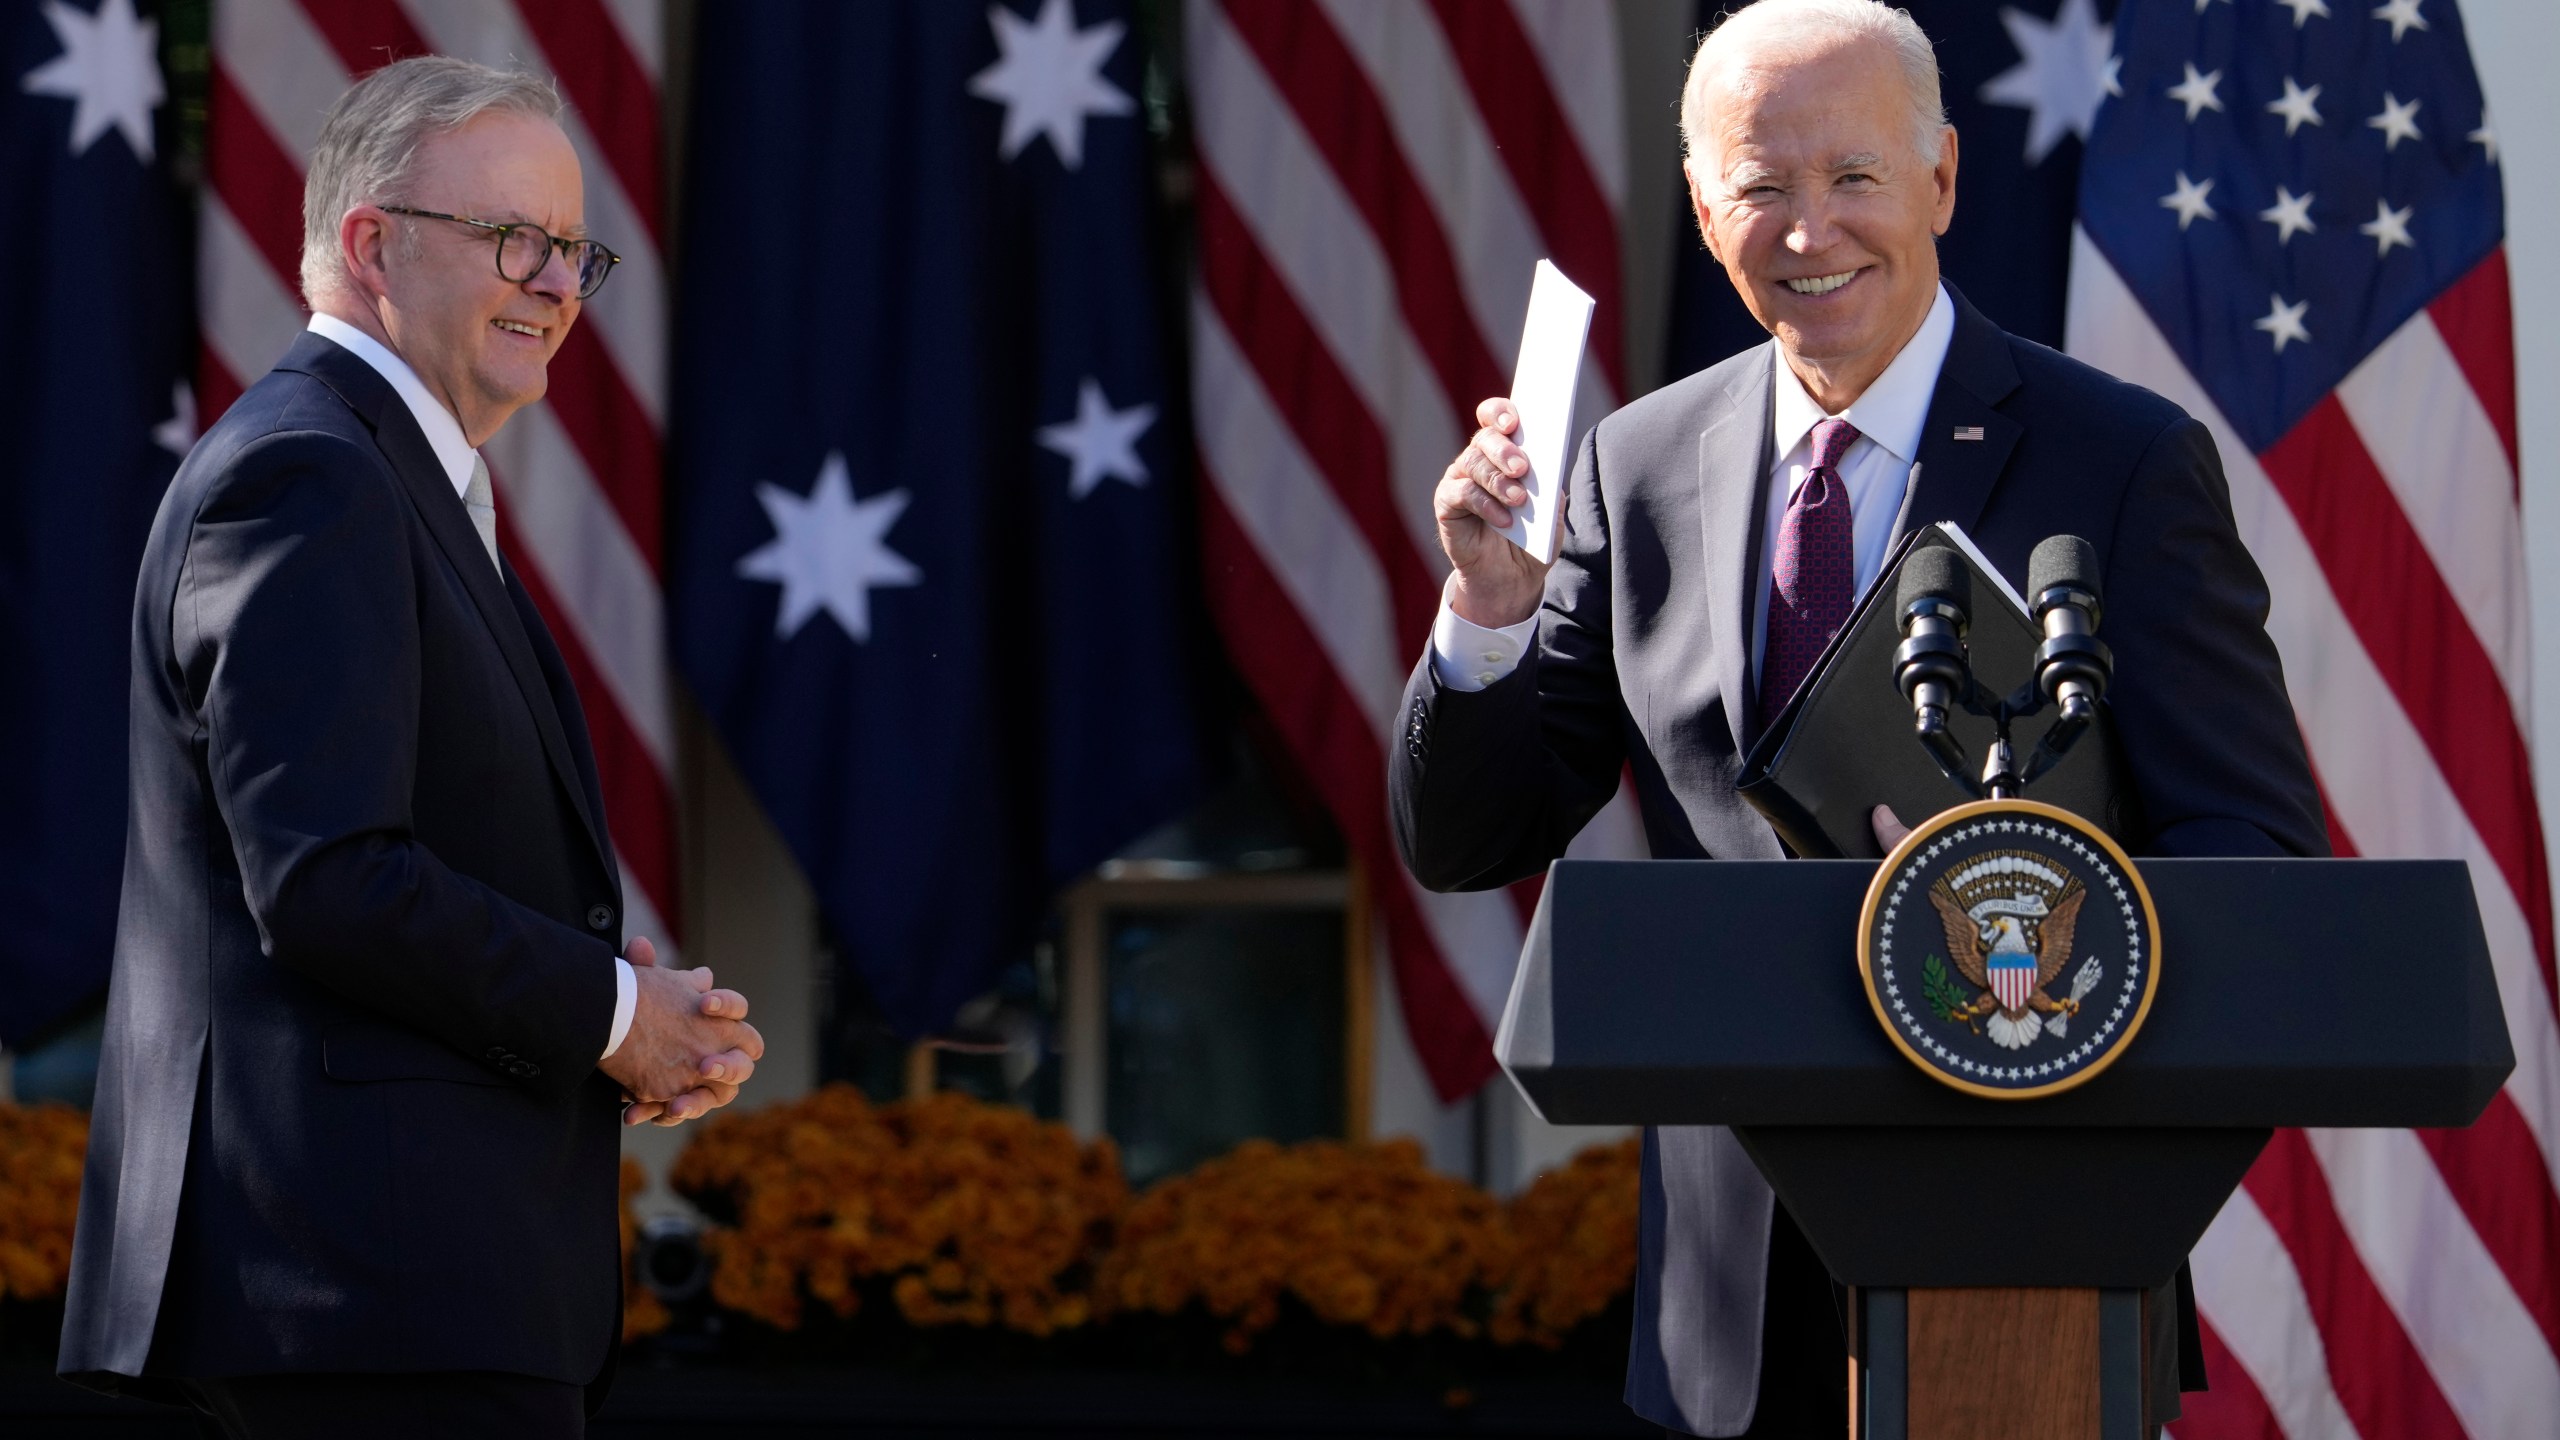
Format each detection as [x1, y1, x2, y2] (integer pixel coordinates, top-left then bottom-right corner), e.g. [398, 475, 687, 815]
[1389, 289, 2326, 1435]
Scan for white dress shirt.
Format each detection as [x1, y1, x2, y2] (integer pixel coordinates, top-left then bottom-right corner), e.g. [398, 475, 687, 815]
[307, 314, 477, 500]
[304, 314, 639, 1062]
[1431, 283, 1958, 694]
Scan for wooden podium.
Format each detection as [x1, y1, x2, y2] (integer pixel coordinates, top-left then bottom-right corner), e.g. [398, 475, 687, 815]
[1497, 857, 2513, 1440]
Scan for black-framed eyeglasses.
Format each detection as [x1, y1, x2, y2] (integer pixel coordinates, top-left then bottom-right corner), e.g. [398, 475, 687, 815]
[381, 205, 621, 299]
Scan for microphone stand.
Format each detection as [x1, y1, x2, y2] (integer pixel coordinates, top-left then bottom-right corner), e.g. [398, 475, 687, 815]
[1901, 628, 2100, 802]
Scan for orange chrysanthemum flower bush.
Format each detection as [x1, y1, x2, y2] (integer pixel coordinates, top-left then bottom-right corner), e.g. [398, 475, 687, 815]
[1092, 1136, 1517, 1355]
[0, 1086, 1642, 1371]
[1490, 1135, 1642, 1349]
[0, 1102, 87, 1307]
[670, 1085, 1127, 1338]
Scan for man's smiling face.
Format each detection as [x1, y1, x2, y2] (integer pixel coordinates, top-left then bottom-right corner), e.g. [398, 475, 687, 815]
[1687, 35, 1956, 407]
[376, 110, 585, 446]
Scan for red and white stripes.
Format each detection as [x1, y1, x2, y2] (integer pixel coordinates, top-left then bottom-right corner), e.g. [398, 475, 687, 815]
[2069, 229, 2560, 1437]
[203, 0, 679, 956]
[1187, 0, 1639, 1100]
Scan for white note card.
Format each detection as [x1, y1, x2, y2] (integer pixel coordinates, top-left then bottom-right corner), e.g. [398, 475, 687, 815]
[1498, 260, 1595, 564]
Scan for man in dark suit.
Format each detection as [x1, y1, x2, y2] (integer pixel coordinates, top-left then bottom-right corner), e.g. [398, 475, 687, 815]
[1390, 1, 2325, 1434]
[59, 57, 762, 1437]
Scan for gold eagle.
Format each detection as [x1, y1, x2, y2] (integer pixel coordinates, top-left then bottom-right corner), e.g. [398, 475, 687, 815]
[1928, 880, 2085, 1029]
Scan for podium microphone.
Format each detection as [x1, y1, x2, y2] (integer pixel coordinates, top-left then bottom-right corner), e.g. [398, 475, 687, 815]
[1893, 545, 1971, 750]
[2028, 535, 2112, 725]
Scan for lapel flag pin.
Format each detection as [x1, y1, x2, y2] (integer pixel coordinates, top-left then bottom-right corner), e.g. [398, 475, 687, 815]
[1953, 425, 1985, 442]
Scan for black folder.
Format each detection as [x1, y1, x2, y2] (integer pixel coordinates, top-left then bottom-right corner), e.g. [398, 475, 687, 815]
[1736, 522, 2128, 858]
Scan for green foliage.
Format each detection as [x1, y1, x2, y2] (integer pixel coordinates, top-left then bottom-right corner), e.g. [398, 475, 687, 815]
[1921, 954, 1973, 1021]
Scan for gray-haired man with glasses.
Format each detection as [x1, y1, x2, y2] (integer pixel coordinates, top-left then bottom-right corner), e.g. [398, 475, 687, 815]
[60, 55, 755, 1438]
[376, 205, 620, 300]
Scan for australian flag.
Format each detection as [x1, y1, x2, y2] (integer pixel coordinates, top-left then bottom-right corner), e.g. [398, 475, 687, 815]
[671, 0, 1200, 1037]
[1670, 0, 2121, 372]
[0, 0, 191, 1052]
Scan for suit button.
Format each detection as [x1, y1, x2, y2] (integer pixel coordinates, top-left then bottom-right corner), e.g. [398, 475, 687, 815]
[485, 1046, 508, 1061]
[586, 905, 615, 932]
[511, 1061, 540, 1079]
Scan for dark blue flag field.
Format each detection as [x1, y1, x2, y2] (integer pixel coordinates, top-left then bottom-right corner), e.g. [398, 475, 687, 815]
[670, 0, 1200, 1037]
[0, 0, 191, 1049]
[2081, 0, 2501, 452]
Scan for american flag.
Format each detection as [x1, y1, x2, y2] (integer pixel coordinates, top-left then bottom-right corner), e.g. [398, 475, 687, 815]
[2067, 0, 2558, 1434]
[200, 0, 679, 959]
[1184, 0, 1647, 1101]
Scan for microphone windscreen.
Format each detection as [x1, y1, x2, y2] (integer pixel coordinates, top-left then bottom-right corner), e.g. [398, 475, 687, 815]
[1898, 543, 1970, 616]
[2029, 534, 2100, 600]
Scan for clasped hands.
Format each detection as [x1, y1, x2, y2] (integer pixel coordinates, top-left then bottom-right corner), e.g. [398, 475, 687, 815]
[597, 935, 764, 1128]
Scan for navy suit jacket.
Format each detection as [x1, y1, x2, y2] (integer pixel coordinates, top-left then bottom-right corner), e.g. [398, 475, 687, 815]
[60, 333, 631, 1404]
[1390, 288, 2326, 1434]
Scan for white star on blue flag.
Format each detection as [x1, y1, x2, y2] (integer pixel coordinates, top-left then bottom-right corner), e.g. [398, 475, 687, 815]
[19, 0, 163, 162]
[1038, 377, 1157, 499]
[968, 0, 1134, 170]
[735, 451, 923, 643]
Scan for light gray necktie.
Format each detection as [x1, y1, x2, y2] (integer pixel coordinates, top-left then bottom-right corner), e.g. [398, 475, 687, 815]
[464, 456, 501, 575]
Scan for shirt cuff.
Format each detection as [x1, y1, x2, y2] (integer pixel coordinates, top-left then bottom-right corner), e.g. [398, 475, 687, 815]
[603, 957, 637, 1060]
[1430, 601, 1539, 692]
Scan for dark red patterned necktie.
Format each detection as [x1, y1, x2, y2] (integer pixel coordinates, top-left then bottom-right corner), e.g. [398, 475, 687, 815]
[1759, 418, 1860, 727]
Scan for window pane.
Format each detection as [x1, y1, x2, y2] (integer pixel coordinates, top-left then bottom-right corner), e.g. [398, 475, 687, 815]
[1105, 906, 1343, 1187]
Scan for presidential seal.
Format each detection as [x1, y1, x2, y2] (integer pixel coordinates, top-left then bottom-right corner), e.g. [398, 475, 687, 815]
[1857, 798, 2159, 1099]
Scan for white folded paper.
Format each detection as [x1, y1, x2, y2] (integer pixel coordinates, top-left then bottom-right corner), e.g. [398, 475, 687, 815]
[1496, 259, 1595, 565]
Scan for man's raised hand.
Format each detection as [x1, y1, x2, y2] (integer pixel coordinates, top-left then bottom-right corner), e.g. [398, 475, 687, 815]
[602, 935, 763, 1128]
[1433, 398, 1555, 629]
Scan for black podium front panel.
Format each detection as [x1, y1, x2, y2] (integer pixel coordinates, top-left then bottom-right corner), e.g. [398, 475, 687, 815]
[1500, 858, 2511, 1131]
[1498, 856, 2512, 1287]
[1733, 1124, 2271, 1286]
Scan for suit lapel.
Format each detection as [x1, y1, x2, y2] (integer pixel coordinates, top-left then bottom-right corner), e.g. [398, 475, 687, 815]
[1696, 346, 1778, 757]
[507, 571, 620, 902]
[281, 336, 614, 879]
[1895, 286, 2024, 548]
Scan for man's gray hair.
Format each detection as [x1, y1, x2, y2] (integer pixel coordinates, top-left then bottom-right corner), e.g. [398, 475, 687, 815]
[1680, 0, 1949, 174]
[299, 56, 564, 306]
